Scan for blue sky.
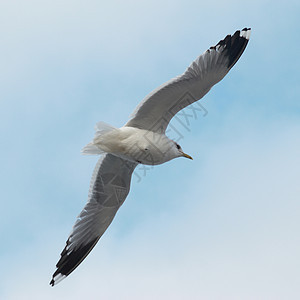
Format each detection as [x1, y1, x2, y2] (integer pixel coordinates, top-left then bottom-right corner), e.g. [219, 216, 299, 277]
[1, 0, 299, 299]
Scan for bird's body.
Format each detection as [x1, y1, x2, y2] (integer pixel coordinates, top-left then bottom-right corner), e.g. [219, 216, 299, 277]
[82, 124, 184, 165]
[50, 28, 251, 286]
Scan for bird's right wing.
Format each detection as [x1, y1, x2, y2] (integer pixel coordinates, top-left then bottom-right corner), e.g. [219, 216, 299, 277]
[50, 154, 137, 286]
[126, 28, 251, 133]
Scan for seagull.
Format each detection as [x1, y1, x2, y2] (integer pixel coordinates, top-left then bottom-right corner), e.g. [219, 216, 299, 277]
[50, 28, 251, 286]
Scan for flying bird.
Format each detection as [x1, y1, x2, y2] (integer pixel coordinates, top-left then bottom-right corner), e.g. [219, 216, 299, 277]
[50, 28, 251, 286]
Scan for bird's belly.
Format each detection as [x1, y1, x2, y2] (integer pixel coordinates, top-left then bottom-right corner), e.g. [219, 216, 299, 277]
[96, 127, 173, 165]
[131, 150, 167, 165]
[122, 135, 172, 165]
[102, 149, 165, 166]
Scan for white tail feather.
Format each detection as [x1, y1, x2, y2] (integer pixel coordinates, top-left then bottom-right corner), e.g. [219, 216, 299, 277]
[81, 121, 117, 155]
[94, 121, 117, 135]
[81, 143, 105, 155]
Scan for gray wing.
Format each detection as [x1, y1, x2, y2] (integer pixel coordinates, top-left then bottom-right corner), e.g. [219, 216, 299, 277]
[50, 154, 137, 286]
[125, 28, 251, 133]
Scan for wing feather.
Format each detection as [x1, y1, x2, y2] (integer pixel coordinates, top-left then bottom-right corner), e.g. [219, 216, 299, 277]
[126, 28, 251, 133]
[50, 154, 137, 286]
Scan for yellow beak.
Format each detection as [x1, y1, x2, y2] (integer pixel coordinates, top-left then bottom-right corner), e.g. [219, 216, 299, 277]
[182, 153, 193, 160]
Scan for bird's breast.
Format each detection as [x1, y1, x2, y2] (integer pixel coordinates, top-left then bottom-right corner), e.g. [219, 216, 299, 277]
[119, 128, 174, 165]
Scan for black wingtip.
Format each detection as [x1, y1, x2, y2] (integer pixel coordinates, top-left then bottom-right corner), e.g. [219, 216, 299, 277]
[242, 27, 251, 31]
[227, 28, 251, 69]
[50, 237, 99, 286]
[212, 28, 251, 70]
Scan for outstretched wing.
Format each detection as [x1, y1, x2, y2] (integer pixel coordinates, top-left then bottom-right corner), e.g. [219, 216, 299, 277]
[126, 28, 251, 133]
[50, 154, 137, 286]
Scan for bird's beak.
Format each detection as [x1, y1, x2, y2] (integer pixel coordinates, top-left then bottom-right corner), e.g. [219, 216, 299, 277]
[182, 152, 193, 160]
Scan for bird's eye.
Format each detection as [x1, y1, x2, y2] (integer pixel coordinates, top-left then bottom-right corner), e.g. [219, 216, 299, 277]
[176, 144, 181, 150]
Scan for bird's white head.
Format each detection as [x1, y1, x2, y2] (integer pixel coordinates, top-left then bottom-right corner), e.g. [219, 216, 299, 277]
[171, 141, 193, 161]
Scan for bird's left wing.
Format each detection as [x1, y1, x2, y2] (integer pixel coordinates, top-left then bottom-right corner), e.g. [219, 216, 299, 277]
[125, 28, 251, 133]
[50, 154, 137, 286]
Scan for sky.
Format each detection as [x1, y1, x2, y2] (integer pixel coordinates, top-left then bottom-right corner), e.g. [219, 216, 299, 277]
[0, 0, 299, 299]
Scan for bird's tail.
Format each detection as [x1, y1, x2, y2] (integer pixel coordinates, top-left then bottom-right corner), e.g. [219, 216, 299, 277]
[81, 142, 105, 155]
[81, 121, 117, 155]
